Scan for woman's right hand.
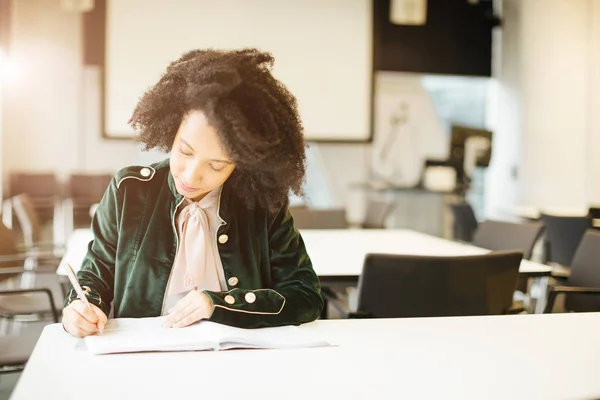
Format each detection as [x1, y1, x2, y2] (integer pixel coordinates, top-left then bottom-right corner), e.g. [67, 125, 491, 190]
[62, 300, 108, 338]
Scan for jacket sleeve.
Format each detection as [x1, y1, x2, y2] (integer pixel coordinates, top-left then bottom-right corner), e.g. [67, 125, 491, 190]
[203, 206, 323, 328]
[64, 178, 119, 316]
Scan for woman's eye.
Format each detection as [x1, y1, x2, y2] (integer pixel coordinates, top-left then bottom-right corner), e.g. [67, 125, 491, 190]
[210, 164, 224, 172]
[178, 147, 192, 156]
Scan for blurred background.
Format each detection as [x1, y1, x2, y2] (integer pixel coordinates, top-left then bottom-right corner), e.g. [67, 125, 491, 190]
[1, 0, 599, 239]
[1, 0, 600, 397]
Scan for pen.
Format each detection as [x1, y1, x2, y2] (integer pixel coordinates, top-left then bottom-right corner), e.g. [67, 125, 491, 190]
[63, 262, 93, 311]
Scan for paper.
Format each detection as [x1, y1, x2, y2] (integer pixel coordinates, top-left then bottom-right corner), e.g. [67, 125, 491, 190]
[84, 317, 331, 355]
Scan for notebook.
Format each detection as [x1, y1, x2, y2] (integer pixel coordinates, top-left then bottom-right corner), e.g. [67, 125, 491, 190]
[84, 317, 331, 355]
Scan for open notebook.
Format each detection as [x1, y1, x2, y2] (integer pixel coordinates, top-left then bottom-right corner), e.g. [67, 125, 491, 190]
[84, 317, 331, 355]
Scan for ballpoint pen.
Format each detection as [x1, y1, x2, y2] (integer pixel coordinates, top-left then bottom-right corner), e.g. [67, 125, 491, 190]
[63, 262, 103, 333]
[63, 262, 93, 311]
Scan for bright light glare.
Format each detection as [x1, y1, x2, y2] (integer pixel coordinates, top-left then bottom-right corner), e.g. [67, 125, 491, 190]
[0, 49, 20, 83]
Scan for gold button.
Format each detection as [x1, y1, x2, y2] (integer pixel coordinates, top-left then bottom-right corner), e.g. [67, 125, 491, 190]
[228, 277, 239, 286]
[218, 234, 229, 244]
[245, 292, 256, 304]
[224, 295, 235, 305]
[140, 167, 151, 177]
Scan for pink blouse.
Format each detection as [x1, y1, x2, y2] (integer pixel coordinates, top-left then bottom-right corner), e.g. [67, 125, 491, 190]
[162, 186, 226, 314]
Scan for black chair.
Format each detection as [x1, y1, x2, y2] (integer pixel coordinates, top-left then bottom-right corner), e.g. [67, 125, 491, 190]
[0, 222, 63, 322]
[362, 199, 395, 229]
[328, 251, 523, 318]
[289, 208, 347, 229]
[0, 288, 58, 374]
[544, 230, 600, 313]
[473, 220, 545, 260]
[540, 213, 593, 266]
[450, 202, 478, 242]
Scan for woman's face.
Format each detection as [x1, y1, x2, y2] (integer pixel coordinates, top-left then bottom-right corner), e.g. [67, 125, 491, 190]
[170, 110, 235, 201]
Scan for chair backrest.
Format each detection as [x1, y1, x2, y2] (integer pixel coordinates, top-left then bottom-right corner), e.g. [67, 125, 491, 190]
[540, 213, 593, 266]
[12, 194, 42, 247]
[362, 199, 395, 229]
[356, 251, 523, 318]
[289, 208, 347, 229]
[473, 220, 545, 260]
[589, 206, 600, 220]
[565, 230, 600, 312]
[0, 221, 20, 281]
[69, 173, 112, 202]
[9, 173, 58, 199]
[450, 202, 478, 242]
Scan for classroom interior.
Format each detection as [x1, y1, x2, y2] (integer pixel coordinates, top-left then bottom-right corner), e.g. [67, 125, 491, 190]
[1, 0, 600, 399]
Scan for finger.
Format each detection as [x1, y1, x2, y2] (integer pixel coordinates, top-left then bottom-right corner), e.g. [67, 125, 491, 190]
[65, 307, 99, 333]
[168, 292, 196, 315]
[63, 320, 97, 338]
[169, 301, 199, 327]
[92, 306, 108, 332]
[172, 309, 204, 328]
[71, 300, 99, 324]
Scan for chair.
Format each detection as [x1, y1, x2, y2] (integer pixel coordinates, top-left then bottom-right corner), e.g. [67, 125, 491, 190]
[473, 220, 545, 260]
[11, 194, 64, 260]
[544, 230, 600, 313]
[0, 291, 58, 374]
[450, 202, 478, 242]
[289, 208, 347, 229]
[0, 323, 49, 374]
[540, 213, 592, 266]
[67, 173, 112, 225]
[328, 251, 523, 318]
[8, 172, 59, 222]
[362, 199, 395, 229]
[0, 222, 63, 322]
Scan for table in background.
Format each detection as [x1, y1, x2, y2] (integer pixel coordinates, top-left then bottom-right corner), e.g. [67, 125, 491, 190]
[12, 313, 600, 400]
[300, 229, 551, 280]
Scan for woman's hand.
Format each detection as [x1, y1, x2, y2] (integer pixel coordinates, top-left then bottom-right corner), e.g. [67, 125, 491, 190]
[165, 290, 214, 328]
[62, 300, 107, 338]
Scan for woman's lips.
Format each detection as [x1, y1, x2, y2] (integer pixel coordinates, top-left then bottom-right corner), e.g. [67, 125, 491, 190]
[177, 178, 200, 192]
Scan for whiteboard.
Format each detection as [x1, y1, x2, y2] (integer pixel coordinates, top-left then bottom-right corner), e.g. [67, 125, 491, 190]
[105, 0, 373, 142]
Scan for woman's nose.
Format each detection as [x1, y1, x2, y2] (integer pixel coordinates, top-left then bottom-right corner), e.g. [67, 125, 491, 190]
[182, 168, 202, 185]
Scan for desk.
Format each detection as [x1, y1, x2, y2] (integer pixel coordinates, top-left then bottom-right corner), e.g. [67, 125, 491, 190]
[12, 313, 600, 400]
[502, 205, 591, 220]
[300, 229, 552, 279]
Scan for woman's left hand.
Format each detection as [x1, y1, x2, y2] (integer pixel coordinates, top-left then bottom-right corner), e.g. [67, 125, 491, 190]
[165, 290, 214, 328]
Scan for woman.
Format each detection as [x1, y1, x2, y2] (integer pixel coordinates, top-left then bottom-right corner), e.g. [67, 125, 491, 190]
[62, 49, 323, 338]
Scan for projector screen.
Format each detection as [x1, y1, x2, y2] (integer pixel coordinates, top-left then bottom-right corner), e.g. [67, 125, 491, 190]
[105, 0, 373, 142]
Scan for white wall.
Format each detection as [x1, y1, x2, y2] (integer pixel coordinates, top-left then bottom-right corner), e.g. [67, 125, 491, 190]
[491, 0, 600, 213]
[588, 0, 600, 205]
[484, 0, 522, 220]
[1, 0, 159, 190]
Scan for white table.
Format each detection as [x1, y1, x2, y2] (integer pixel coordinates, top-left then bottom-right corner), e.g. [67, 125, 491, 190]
[58, 229, 552, 278]
[300, 229, 552, 278]
[12, 313, 600, 400]
[56, 229, 94, 276]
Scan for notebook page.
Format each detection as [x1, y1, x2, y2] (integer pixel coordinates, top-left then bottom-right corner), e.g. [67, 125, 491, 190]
[216, 324, 331, 350]
[84, 317, 222, 355]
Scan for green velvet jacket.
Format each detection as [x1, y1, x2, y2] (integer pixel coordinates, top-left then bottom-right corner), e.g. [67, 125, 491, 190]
[65, 158, 323, 329]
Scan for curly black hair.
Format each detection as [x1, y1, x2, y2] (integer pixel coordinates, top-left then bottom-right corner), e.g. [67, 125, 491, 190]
[129, 48, 306, 211]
